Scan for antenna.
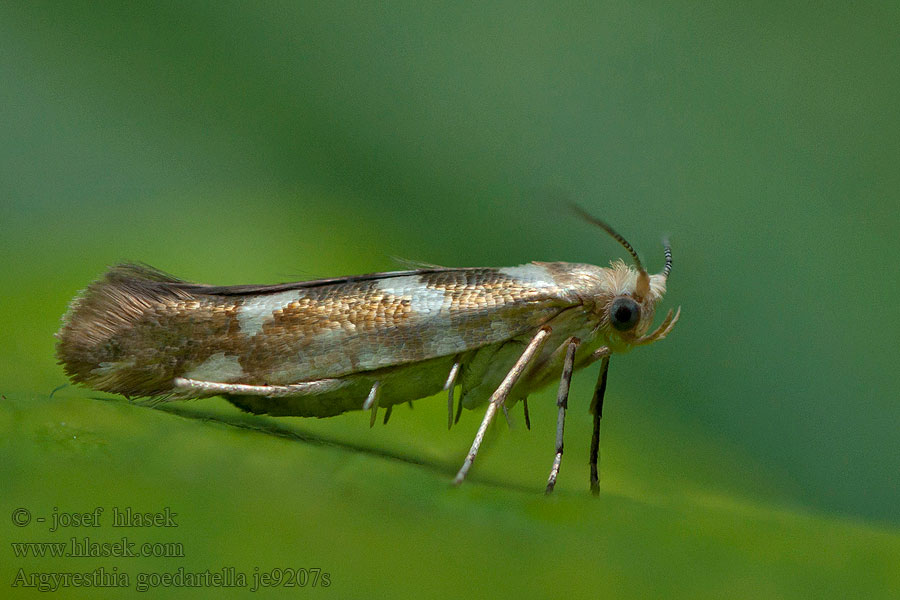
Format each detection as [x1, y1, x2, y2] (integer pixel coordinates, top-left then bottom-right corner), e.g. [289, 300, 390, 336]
[569, 204, 646, 273]
[570, 204, 651, 298]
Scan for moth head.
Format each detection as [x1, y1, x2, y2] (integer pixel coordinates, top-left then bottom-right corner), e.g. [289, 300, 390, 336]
[572, 205, 680, 350]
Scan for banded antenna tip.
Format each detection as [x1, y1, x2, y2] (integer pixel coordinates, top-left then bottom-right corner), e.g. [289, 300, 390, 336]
[661, 237, 673, 280]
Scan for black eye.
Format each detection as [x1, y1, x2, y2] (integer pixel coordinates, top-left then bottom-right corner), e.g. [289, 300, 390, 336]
[610, 296, 640, 331]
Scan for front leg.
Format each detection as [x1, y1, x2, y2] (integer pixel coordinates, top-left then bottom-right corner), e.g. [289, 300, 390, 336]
[589, 354, 611, 495]
[544, 337, 580, 493]
[524, 342, 611, 494]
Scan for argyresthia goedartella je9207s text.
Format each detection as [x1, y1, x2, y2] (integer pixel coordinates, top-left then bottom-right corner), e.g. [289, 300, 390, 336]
[56, 208, 679, 493]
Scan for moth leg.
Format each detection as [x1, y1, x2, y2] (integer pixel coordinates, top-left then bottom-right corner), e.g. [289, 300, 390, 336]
[501, 402, 513, 429]
[454, 390, 464, 424]
[521, 335, 583, 393]
[172, 377, 345, 397]
[453, 327, 552, 486]
[589, 354, 611, 496]
[362, 381, 381, 410]
[382, 404, 393, 425]
[522, 397, 531, 430]
[545, 337, 581, 494]
[444, 359, 461, 430]
[580, 345, 611, 368]
[363, 381, 382, 428]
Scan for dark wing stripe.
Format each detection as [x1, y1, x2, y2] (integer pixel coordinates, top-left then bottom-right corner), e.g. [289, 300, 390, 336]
[173, 268, 489, 296]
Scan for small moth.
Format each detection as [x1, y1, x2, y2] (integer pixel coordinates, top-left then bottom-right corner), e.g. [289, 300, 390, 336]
[56, 207, 678, 493]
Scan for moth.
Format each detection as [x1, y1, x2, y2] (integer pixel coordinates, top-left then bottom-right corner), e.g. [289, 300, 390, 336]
[56, 207, 679, 493]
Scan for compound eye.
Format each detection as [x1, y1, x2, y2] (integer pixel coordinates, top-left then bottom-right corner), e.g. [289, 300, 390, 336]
[610, 296, 641, 331]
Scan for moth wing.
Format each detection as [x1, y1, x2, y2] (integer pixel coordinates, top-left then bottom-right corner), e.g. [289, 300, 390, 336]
[57, 263, 579, 398]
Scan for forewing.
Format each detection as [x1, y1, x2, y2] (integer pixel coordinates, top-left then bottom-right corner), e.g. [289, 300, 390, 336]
[56, 263, 578, 396]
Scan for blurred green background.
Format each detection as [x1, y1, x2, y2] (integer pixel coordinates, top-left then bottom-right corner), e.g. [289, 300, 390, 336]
[2, 2, 898, 598]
